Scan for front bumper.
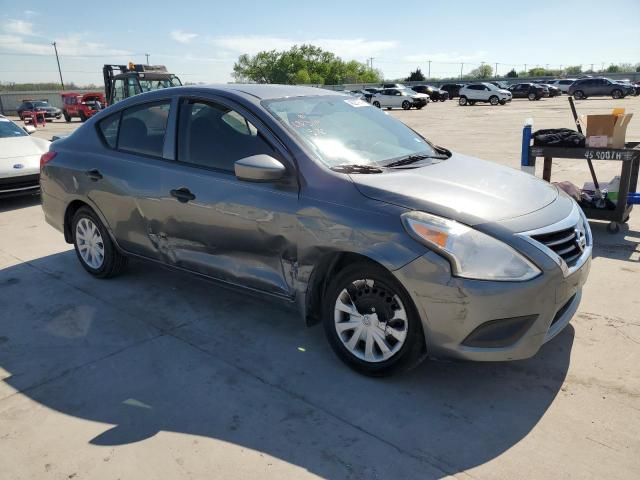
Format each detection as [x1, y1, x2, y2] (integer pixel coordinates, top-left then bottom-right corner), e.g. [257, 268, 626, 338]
[412, 98, 428, 107]
[0, 173, 40, 197]
[393, 246, 590, 362]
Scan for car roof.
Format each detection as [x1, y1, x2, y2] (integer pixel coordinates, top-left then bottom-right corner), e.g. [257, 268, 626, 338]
[203, 84, 333, 100]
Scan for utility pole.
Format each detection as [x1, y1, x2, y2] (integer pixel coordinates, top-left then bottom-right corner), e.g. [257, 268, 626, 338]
[428, 60, 431, 80]
[590, 63, 594, 72]
[460, 62, 464, 79]
[369, 57, 374, 70]
[145, 53, 150, 65]
[51, 42, 64, 90]
[524, 64, 527, 74]
[495, 62, 498, 78]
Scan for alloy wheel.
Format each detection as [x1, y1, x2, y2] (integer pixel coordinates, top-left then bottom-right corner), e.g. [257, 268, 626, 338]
[333, 279, 408, 363]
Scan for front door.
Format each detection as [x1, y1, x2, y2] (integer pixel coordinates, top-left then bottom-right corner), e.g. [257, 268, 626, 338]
[154, 97, 299, 297]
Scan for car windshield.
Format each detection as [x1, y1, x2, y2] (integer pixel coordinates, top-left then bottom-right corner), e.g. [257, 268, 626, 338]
[138, 77, 181, 92]
[263, 95, 440, 168]
[0, 118, 28, 138]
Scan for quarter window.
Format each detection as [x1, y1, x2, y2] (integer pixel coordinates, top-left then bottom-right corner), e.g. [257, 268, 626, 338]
[177, 100, 275, 172]
[118, 101, 171, 157]
[98, 113, 120, 149]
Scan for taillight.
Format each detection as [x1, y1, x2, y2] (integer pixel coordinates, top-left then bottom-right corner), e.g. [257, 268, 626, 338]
[40, 151, 57, 169]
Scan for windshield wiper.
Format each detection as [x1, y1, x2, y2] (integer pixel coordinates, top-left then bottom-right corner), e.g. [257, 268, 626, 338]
[330, 164, 384, 174]
[384, 153, 446, 168]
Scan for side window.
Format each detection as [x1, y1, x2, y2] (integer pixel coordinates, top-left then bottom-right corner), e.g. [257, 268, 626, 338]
[177, 100, 275, 173]
[98, 113, 120, 149]
[112, 79, 126, 103]
[118, 101, 171, 157]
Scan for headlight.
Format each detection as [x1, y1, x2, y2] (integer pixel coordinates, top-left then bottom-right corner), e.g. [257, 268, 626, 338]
[401, 211, 541, 281]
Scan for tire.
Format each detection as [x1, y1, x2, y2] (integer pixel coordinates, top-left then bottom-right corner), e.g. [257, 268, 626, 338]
[416, 105, 423, 110]
[79, 111, 87, 122]
[611, 89, 623, 99]
[573, 90, 584, 100]
[63, 111, 71, 122]
[72, 207, 128, 278]
[499, 99, 506, 105]
[322, 262, 426, 376]
[607, 222, 620, 234]
[459, 96, 468, 106]
[440, 98, 446, 102]
[489, 95, 499, 105]
[401, 100, 411, 110]
[468, 100, 476, 105]
[528, 92, 536, 101]
[373, 101, 381, 108]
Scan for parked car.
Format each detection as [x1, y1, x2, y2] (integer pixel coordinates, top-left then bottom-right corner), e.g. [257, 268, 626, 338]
[508, 83, 546, 101]
[458, 83, 512, 105]
[0, 115, 50, 197]
[410, 85, 449, 101]
[613, 80, 639, 96]
[539, 83, 561, 97]
[489, 81, 509, 90]
[372, 88, 429, 110]
[16, 100, 62, 121]
[40, 85, 592, 376]
[348, 89, 374, 103]
[382, 83, 407, 89]
[61, 92, 107, 122]
[440, 83, 465, 98]
[547, 79, 577, 94]
[568, 77, 635, 99]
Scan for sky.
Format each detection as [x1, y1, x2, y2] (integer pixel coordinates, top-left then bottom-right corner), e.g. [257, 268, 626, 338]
[1, 0, 639, 86]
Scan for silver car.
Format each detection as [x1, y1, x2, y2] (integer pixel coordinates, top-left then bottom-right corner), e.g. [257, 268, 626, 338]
[0, 116, 50, 197]
[40, 85, 591, 376]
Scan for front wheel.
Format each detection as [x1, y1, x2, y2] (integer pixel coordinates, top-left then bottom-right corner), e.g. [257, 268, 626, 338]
[72, 207, 128, 278]
[323, 262, 426, 376]
[573, 90, 585, 100]
[499, 99, 506, 105]
[489, 95, 499, 105]
[373, 101, 381, 108]
[63, 111, 71, 122]
[401, 100, 411, 110]
[79, 111, 87, 122]
[528, 92, 536, 101]
[459, 96, 468, 106]
[611, 89, 623, 99]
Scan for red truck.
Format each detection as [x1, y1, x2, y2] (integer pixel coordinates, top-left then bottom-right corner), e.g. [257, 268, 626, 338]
[61, 92, 106, 122]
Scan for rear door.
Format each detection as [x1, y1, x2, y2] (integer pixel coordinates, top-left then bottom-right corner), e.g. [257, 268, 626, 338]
[89, 99, 175, 260]
[151, 96, 299, 297]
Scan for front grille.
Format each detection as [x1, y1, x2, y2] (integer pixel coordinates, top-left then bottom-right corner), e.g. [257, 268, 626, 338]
[0, 174, 40, 192]
[531, 226, 582, 266]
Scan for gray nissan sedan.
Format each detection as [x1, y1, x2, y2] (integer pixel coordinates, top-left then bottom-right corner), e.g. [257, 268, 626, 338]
[40, 85, 591, 376]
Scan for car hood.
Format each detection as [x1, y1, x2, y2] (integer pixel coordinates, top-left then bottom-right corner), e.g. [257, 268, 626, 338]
[0, 136, 50, 159]
[351, 152, 559, 226]
[411, 93, 429, 99]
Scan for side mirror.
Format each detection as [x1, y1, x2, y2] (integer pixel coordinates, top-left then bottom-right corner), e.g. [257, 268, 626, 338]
[235, 154, 286, 182]
[23, 125, 36, 134]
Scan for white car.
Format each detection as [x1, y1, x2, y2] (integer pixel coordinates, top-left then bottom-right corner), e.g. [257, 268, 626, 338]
[458, 83, 512, 106]
[547, 79, 576, 93]
[372, 88, 430, 110]
[0, 116, 50, 197]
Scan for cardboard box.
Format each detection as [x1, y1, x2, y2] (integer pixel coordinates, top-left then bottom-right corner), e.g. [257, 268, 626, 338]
[581, 112, 633, 149]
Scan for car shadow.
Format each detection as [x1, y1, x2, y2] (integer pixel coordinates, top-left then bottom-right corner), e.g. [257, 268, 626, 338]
[0, 194, 41, 213]
[590, 221, 640, 261]
[0, 251, 575, 478]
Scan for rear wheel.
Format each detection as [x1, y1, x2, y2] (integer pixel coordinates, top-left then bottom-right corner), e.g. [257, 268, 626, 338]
[63, 111, 71, 122]
[401, 100, 411, 110]
[489, 95, 499, 105]
[573, 90, 585, 100]
[72, 207, 127, 278]
[459, 96, 468, 106]
[528, 92, 536, 101]
[611, 89, 623, 99]
[373, 101, 381, 108]
[468, 100, 476, 105]
[499, 99, 506, 105]
[323, 262, 425, 376]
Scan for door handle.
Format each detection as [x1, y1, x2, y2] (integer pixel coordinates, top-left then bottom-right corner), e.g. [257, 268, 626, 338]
[85, 169, 103, 181]
[170, 187, 196, 203]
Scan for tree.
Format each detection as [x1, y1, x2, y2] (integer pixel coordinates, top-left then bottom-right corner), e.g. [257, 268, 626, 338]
[606, 64, 621, 73]
[468, 64, 493, 79]
[565, 65, 582, 75]
[405, 68, 425, 82]
[506, 69, 518, 78]
[528, 67, 546, 77]
[232, 44, 382, 85]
